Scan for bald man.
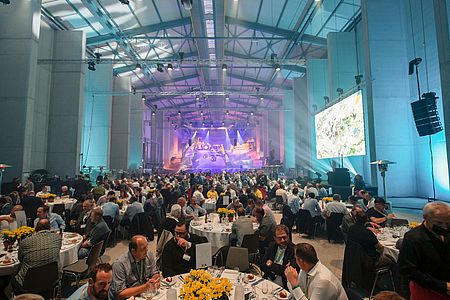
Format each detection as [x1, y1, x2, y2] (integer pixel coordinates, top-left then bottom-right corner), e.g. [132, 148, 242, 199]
[78, 207, 110, 259]
[109, 235, 160, 300]
[398, 202, 450, 299]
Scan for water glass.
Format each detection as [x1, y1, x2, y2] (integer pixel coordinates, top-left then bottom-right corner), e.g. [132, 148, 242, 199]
[261, 282, 270, 294]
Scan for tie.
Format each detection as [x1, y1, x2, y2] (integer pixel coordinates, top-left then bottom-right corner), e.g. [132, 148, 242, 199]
[305, 275, 310, 296]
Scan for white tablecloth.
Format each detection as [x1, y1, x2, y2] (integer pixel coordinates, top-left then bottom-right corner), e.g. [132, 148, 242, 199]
[130, 269, 290, 300]
[0, 232, 83, 276]
[189, 214, 258, 251]
[46, 198, 77, 213]
[202, 199, 217, 212]
[377, 226, 409, 262]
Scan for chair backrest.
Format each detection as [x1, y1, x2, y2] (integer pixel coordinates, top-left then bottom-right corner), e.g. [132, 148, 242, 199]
[213, 245, 230, 267]
[103, 216, 114, 229]
[86, 241, 104, 271]
[52, 204, 65, 216]
[275, 195, 284, 204]
[326, 213, 344, 241]
[130, 212, 154, 239]
[241, 233, 259, 255]
[226, 247, 249, 272]
[296, 209, 312, 234]
[390, 218, 408, 227]
[342, 240, 375, 291]
[99, 231, 111, 257]
[156, 229, 173, 267]
[23, 262, 59, 293]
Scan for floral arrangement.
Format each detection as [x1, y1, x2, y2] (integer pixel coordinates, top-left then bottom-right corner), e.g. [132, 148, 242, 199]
[40, 193, 57, 199]
[217, 208, 228, 218]
[1, 226, 34, 243]
[116, 199, 125, 208]
[408, 221, 419, 229]
[227, 209, 236, 217]
[180, 270, 232, 300]
[322, 197, 333, 203]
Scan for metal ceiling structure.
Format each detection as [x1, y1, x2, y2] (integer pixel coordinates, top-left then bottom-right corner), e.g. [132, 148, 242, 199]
[41, 0, 361, 123]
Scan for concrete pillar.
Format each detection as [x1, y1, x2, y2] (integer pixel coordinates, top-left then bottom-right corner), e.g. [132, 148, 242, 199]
[293, 77, 311, 173]
[283, 90, 295, 169]
[81, 64, 113, 170]
[129, 94, 143, 170]
[0, 0, 42, 181]
[110, 77, 130, 171]
[47, 31, 86, 177]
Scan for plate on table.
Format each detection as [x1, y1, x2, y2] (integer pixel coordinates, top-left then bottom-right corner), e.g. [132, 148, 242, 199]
[64, 233, 78, 238]
[162, 277, 176, 286]
[274, 290, 289, 300]
[69, 238, 79, 244]
[0, 258, 16, 265]
[246, 274, 256, 282]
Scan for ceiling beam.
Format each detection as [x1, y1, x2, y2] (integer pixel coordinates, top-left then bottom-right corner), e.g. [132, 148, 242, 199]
[86, 17, 192, 46]
[227, 73, 292, 90]
[225, 16, 327, 47]
[140, 73, 199, 89]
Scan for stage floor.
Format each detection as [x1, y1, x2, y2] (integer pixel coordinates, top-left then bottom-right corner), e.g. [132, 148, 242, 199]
[388, 197, 450, 222]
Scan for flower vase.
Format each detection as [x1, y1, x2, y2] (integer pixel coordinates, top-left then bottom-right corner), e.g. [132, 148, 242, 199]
[228, 216, 234, 222]
[118, 203, 123, 209]
[3, 241, 13, 251]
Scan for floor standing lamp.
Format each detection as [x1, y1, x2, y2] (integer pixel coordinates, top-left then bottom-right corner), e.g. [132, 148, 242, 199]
[370, 160, 396, 202]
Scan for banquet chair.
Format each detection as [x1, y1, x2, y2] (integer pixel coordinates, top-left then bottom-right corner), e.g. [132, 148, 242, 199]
[98, 231, 111, 263]
[130, 212, 154, 241]
[390, 218, 409, 227]
[63, 241, 103, 287]
[326, 213, 344, 243]
[16, 261, 60, 299]
[226, 247, 249, 272]
[102, 216, 117, 246]
[212, 245, 230, 267]
[241, 233, 259, 263]
[281, 205, 295, 239]
[52, 204, 65, 217]
[296, 209, 320, 238]
[274, 196, 284, 211]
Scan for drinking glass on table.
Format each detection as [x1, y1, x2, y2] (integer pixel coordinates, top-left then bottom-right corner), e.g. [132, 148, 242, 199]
[143, 283, 157, 300]
[261, 282, 271, 294]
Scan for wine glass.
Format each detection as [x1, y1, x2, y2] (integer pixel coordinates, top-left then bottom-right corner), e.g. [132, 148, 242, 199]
[261, 282, 269, 294]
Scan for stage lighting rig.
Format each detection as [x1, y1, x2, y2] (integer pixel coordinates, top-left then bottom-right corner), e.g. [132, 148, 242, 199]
[119, 0, 129, 4]
[88, 61, 96, 71]
[336, 88, 344, 96]
[181, 0, 193, 10]
[156, 63, 164, 73]
[1, 0, 10, 4]
[323, 96, 329, 105]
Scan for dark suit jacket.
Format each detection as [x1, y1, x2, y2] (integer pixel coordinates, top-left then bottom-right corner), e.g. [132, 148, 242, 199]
[261, 241, 299, 289]
[158, 217, 178, 241]
[161, 233, 208, 277]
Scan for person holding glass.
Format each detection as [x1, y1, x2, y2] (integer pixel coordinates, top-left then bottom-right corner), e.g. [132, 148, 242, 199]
[109, 235, 160, 300]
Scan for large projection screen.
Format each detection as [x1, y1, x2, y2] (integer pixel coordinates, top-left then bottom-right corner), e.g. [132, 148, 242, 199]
[315, 90, 366, 159]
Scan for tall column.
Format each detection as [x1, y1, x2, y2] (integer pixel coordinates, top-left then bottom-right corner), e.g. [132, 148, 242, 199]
[81, 64, 113, 170]
[283, 90, 295, 169]
[293, 77, 311, 173]
[47, 31, 86, 177]
[433, 0, 450, 198]
[110, 77, 130, 171]
[129, 94, 143, 170]
[0, 0, 42, 181]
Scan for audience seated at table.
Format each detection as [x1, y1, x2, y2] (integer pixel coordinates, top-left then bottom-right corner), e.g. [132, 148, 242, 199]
[284, 243, 348, 300]
[288, 188, 302, 215]
[323, 194, 348, 218]
[78, 207, 110, 259]
[97, 191, 115, 207]
[161, 221, 208, 277]
[0, 196, 13, 216]
[0, 205, 23, 231]
[121, 196, 144, 226]
[185, 196, 206, 217]
[207, 186, 218, 201]
[398, 201, 450, 300]
[35, 185, 50, 198]
[245, 199, 255, 216]
[33, 205, 65, 231]
[60, 185, 72, 198]
[230, 207, 254, 247]
[109, 235, 160, 300]
[302, 193, 324, 224]
[192, 185, 205, 206]
[70, 199, 94, 235]
[226, 197, 244, 211]
[261, 225, 299, 289]
[12, 219, 62, 294]
[366, 198, 395, 227]
[347, 213, 396, 268]
[159, 204, 181, 238]
[356, 191, 374, 212]
[255, 199, 276, 223]
[101, 196, 119, 223]
[68, 263, 112, 300]
[254, 206, 276, 257]
[341, 205, 381, 240]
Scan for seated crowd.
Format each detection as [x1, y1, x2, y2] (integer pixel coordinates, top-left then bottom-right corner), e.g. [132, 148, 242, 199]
[0, 171, 448, 300]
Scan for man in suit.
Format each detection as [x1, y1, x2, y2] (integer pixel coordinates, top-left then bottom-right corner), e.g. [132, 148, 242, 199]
[70, 199, 94, 235]
[161, 221, 208, 277]
[230, 207, 255, 246]
[254, 207, 276, 258]
[261, 224, 299, 289]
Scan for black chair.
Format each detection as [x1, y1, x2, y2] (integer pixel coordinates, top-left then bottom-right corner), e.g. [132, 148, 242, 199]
[241, 233, 259, 263]
[390, 218, 408, 227]
[297, 209, 321, 238]
[98, 230, 111, 263]
[63, 241, 103, 286]
[52, 204, 65, 217]
[326, 212, 344, 243]
[18, 261, 60, 298]
[130, 212, 154, 241]
[21, 197, 43, 226]
[274, 196, 284, 210]
[212, 245, 230, 267]
[103, 216, 116, 246]
[281, 205, 295, 239]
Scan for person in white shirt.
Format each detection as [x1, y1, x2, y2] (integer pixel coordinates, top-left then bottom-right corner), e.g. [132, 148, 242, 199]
[275, 184, 289, 204]
[192, 185, 205, 205]
[285, 243, 348, 300]
[304, 183, 319, 198]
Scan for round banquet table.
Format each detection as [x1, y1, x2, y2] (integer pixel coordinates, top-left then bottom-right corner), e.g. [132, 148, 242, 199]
[129, 269, 290, 300]
[377, 226, 409, 262]
[189, 214, 258, 251]
[45, 198, 77, 213]
[0, 232, 83, 276]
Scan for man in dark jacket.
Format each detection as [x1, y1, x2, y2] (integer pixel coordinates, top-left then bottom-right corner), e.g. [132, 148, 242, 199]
[161, 221, 208, 277]
[261, 224, 299, 289]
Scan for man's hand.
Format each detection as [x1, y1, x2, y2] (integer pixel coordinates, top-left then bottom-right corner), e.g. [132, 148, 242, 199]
[149, 273, 161, 289]
[368, 227, 380, 234]
[284, 265, 298, 287]
[387, 214, 395, 219]
[5, 216, 14, 223]
[176, 237, 189, 248]
[266, 259, 273, 267]
[369, 222, 381, 229]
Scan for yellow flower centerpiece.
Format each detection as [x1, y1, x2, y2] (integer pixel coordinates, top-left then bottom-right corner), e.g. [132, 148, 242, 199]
[408, 221, 419, 229]
[116, 199, 124, 209]
[322, 197, 333, 203]
[40, 193, 57, 200]
[227, 209, 236, 222]
[217, 208, 228, 218]
[1, 229, 16, 244]
[180, 270, 232, 300]
[15, 226, 35, 241]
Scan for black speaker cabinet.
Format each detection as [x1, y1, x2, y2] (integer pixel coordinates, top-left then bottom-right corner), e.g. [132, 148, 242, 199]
[411, 92, 443, 136]
[327, 168, 350, 186]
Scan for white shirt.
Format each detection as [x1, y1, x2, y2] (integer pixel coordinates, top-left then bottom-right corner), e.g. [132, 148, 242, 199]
[288, 262, 348, 300]
[275, 188, 289, 203]
[193, 190, 205, 204]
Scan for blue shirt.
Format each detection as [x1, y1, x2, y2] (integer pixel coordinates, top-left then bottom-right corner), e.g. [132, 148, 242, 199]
[288, 195, 302, 214]
[123, 202, 144, 222]
[302, 198, 322, 218]
[34, 213, 66, 230]
[102, 202, 119, 221]
[68, 283, 89, 300]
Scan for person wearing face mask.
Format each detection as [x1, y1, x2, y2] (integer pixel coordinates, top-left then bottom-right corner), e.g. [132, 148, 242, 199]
[398, 201, 450, 300]
[261, 225, 299, 289]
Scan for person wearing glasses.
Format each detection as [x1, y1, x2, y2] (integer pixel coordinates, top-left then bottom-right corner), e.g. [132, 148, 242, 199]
[261, 224, 299, 289]
[161, 221, 208, 277]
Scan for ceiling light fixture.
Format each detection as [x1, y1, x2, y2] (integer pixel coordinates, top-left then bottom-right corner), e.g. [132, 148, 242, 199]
[260, 96, 264, 101]
[88, 61, 96, 71]
[141, 94, 146, 101]
[200, 111, 204, 116]
[222, 64, 227, 71]
[135, 64, 141, 70]
[119, 0, 130, 4]
[181, 0, 193, 10]
[157, 63, 164, 73]
[250, 111, 254, 116]
[275, 63, 281, 72]
[178, 110, 181, 116]
[152, 111, 156, 116]
[226, 110, 229, 115]
[225, 95, 229, 100]
[270, 53, 278, 60]
[195, 95, 200, 101]
[167, 63, 173, 71]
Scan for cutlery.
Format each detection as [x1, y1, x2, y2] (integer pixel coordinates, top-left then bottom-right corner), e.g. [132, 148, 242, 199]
[178, 275, 185, 283]
[251, 278, 264, 286]
[272, 287, 283, 295]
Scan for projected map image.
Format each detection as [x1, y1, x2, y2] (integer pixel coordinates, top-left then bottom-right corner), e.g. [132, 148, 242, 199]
[315, 90, 366, 159]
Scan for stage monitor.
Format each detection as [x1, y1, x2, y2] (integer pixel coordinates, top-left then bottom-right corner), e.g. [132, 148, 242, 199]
[315, 90, 366, 159]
